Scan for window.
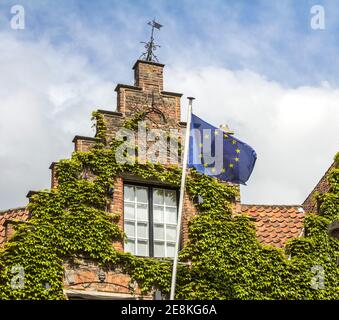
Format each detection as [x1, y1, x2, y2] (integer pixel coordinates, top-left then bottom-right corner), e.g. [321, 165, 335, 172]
[123, 184, 178, 258]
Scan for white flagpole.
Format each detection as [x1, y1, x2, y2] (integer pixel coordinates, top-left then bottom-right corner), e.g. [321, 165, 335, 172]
[169, 96, 194, 300]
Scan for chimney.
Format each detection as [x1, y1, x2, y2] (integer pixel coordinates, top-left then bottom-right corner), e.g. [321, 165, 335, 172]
[133, 60, 164, 93]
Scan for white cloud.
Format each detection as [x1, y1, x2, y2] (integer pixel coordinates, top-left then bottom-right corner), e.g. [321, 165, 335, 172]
[0, 32, 114, 210]
[165, 65, 339, 204]
[0, 29, 338, 210]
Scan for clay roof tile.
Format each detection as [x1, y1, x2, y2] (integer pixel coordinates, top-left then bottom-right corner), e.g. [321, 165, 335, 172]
[240, 204, 304, 248]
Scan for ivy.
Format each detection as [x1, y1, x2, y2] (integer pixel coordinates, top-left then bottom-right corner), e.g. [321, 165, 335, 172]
[0, 112, 338, 300]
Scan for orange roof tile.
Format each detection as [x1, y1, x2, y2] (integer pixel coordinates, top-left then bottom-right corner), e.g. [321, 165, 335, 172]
[240, 204, 305, 248]
[0, 207, 29, 248]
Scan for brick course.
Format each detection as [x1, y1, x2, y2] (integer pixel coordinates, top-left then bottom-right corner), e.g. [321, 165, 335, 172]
[0, 58, 334, 299]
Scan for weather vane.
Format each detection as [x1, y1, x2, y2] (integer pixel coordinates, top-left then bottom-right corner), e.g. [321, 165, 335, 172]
[140, 19, 163, 62]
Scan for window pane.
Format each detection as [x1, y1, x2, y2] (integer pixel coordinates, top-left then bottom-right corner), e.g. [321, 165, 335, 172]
[166, 243, 175, 258]
[166, 225, 176, 241]
[153, 188, 164, 205]
[154, 241, 165, 257]
[136, 187, 148, 203]
[124, 202, 135, 220]
[153, 205, 164, 223]
[154, 224, 165, 240]
[165, 190, 176, 206]
[137, 222, 148, 238]
[165, 207, 177, 224]
[137, 240, 148, 256]
[124, 185, 135, 202]
[137, 204, 148, 221]
[124, 221, 135, 237]
[125, 239, 135, 254]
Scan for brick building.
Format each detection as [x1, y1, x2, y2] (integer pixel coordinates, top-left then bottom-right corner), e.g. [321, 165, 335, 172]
[0, 58, 334, 299]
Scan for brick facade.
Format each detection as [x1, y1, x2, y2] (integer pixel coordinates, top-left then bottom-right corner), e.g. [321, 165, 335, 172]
[0, 58, 335, 299]
[0, 208, 29, 248]
[302, 163, 335, 213]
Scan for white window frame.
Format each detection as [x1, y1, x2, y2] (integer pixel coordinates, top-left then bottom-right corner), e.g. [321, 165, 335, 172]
[123, 184, 178, 258]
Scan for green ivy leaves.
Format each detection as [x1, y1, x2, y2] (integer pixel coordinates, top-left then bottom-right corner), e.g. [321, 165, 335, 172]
[0, 113, 338, 300]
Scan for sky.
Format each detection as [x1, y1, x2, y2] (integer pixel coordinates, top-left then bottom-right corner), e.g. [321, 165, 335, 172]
[0, 0, 338, 210]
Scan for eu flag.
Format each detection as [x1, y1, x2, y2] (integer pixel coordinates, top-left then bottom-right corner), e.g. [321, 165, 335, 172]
[188, 114, 257, 185]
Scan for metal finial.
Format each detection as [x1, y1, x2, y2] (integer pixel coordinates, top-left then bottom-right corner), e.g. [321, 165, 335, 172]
[187, 97, 195, 108]
[140, 19, 163, 62]
[220, 124, 234, 135]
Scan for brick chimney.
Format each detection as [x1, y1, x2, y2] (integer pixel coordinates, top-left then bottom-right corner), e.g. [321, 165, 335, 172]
[114, 59, 182, 124]
[133, 60, 164, 93]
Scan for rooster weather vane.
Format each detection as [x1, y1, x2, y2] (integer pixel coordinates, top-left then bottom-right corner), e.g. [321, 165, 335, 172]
[140, 19, 163, 62]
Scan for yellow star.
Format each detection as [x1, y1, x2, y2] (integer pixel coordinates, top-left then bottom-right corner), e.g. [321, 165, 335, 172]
[232, 139, 236, 145]
[224, 134, 228, 139]
[199, 143, 203, 148]
[203, 163, 208, 168]
[199, 153, 203, 158]
[221, 168, 226, 173]
[214, 131, 219, 136]
[204, 134, 209, 139]
[235, 157, 240, 162]
[211, 168, 216, 173]
[236, 148, 241, 154]
[229, 163, 234, 168]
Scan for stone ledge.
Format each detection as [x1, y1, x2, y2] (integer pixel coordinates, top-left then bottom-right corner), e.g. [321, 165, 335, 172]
[49, 162, 57, 170]
[64, 289, 151, 300]
[132, 59, 165, 70]
[114, 84, 142, 92]
[97, 109, 124, 117]
[72, 135, 98, 143]
[161, 91, 183, 97]
[26, 190, 51, 198]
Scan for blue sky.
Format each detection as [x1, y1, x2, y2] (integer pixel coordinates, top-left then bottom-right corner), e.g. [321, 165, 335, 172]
[1, 0, 337, 85]
[0, 0, 338, 209]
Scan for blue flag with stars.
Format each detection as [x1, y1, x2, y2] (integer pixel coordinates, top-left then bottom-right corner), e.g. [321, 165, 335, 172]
[188, 114, 257, 185]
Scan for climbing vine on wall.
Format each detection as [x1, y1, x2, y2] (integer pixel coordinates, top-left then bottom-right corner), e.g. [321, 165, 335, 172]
[0, 112, 338, 300]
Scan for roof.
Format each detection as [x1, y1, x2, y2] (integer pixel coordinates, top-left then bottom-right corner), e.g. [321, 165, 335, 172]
[241, 204, 305, 248]
[0, 208, 29, 247]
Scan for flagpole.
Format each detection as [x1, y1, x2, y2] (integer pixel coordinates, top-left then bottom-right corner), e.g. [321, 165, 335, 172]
[169, 96, 194, 300]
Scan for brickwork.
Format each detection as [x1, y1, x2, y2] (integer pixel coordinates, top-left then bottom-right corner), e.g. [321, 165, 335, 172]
[182, 192, 198, 247]
[72, 136, 97, 152]
[115, 60, 182, 128]
[0, 208, 29, 248]
[133, 60, 164, 92]
[96, 110, 124, 142]
[63, 258, 147, 298]
[302, 162, 335, 213]
[0, 57, 335, 299]
[112, 177, 124, 252]
[49, 162, 58, 189]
